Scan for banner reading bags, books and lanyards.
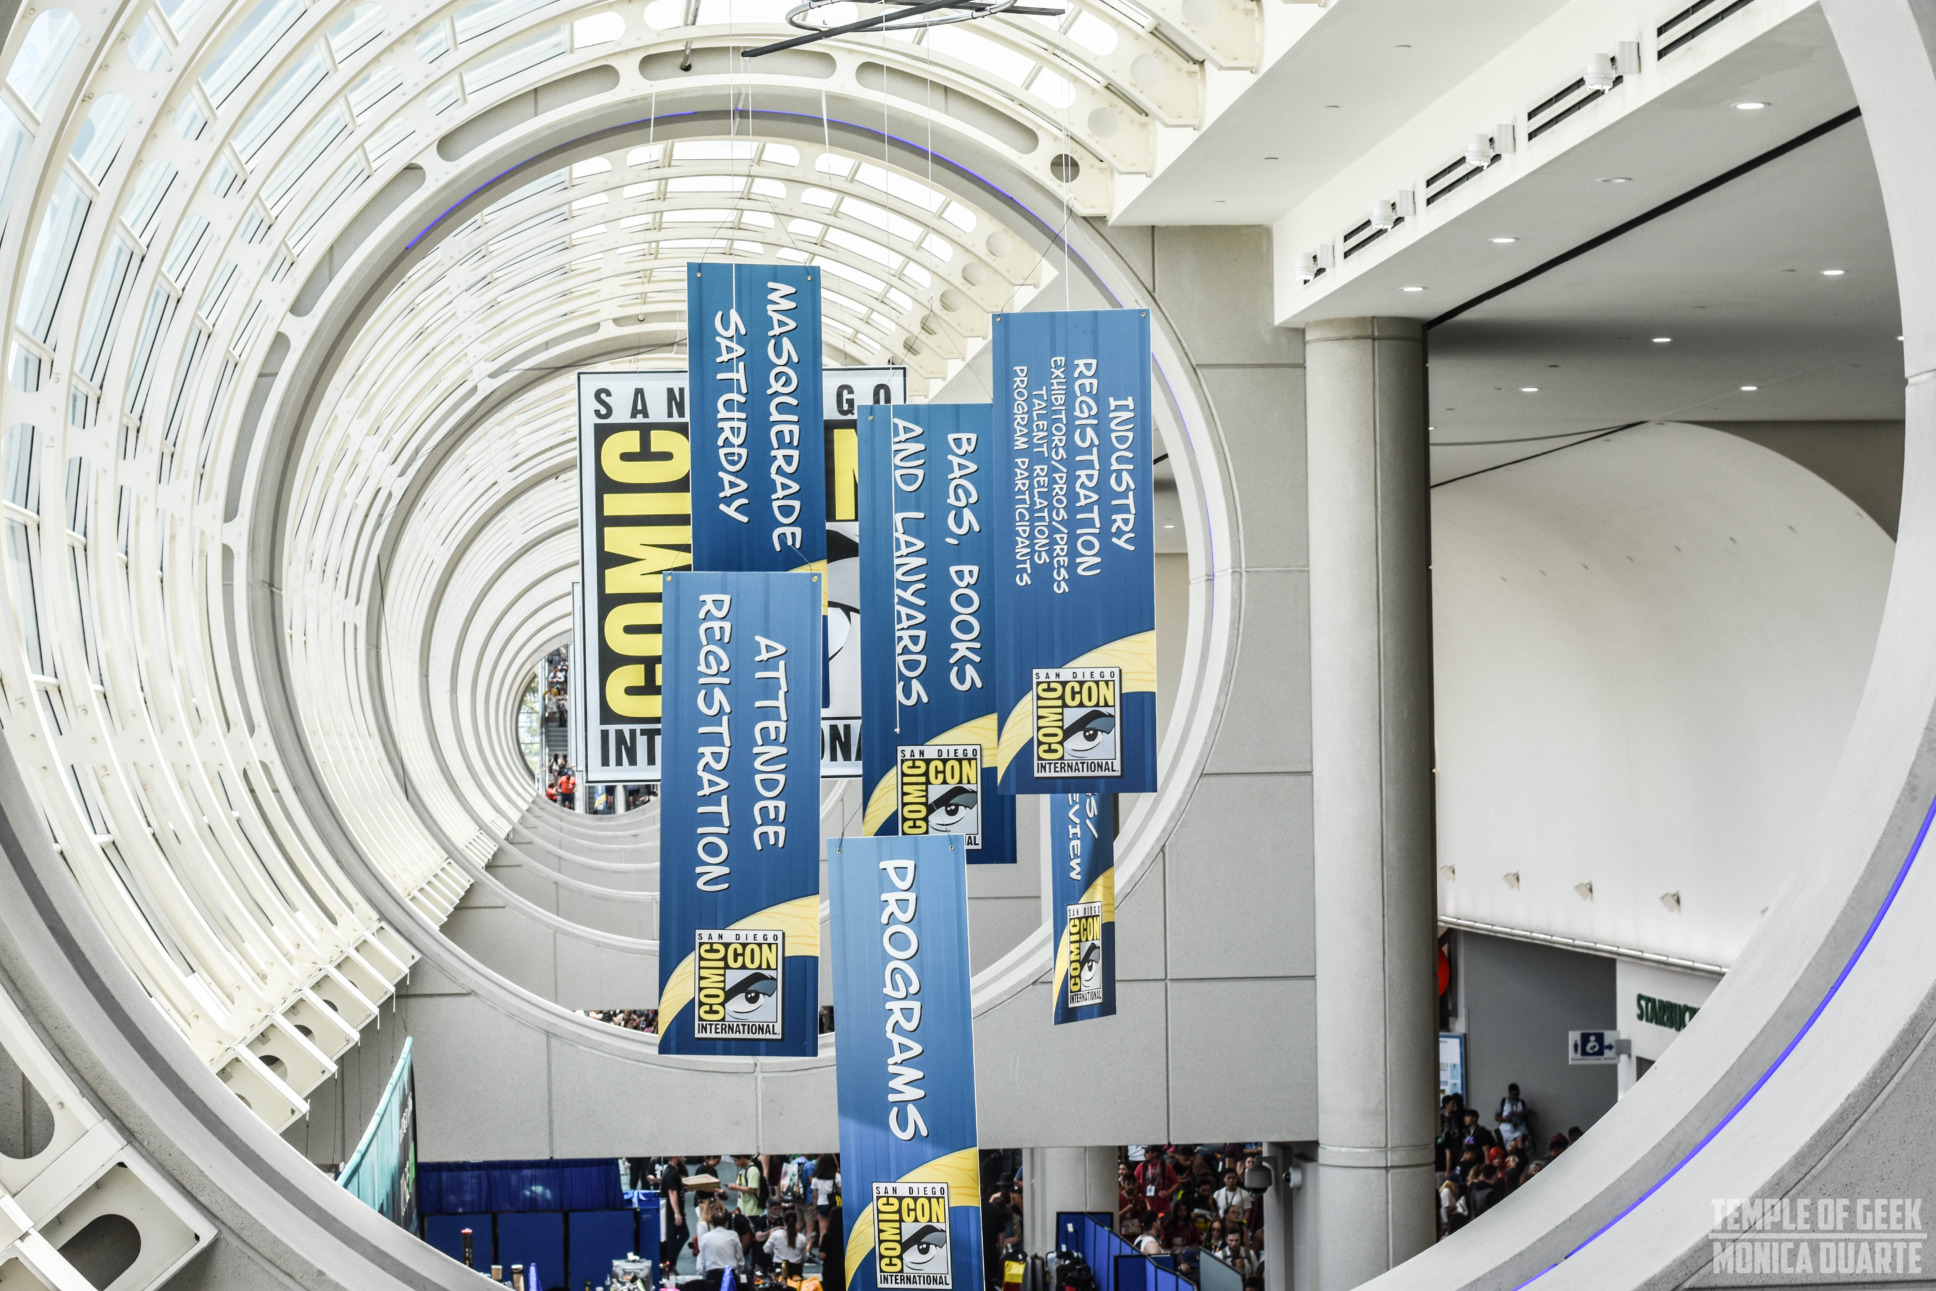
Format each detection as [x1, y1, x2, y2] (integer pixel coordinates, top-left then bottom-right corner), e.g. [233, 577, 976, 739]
[991, 310, 1158, 795]
[576, 372, 692, 784]
[1052, 793, 1116, 1023]
[657, 570, 823, 1056]
[687, 264, 826, 574]
[856, 403, 1015, 864]
[829, 835, 982, 1291]
[823, 367, 908, 778]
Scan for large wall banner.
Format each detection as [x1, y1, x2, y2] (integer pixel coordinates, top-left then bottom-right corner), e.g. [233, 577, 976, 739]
[829, 834, 983, 1291]
[857, 403, 1015, 864]
[687, 264, 826, 574]
[823, 367, 907, 779]
[577, 372, 691, 784]
[990, 310, 1158, 796]
[657, 570, 823, 1056]
[1051, 793, 1116, 1024]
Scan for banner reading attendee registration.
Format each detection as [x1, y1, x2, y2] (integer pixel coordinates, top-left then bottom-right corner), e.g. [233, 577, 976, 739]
[687, 264, 826, 574]
[857, 403, 1015, 864]
[823, 367, 907, 778]
[990, 310, 1157, 795]
[576, 371, 691, 783]
[829, 835, 983, 1291]
[1051, 793, 1116, 1024]
[657, 570, 823, 1056]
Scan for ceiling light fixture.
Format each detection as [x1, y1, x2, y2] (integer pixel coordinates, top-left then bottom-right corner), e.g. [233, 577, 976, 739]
[1733, 101, 1769, 110]
[1822, 268, 1846, 276]
[1490, 236, 1518, 244]
[744, 0, 1064, 57]
[1653, 336, 1672, 343]
[1598, 176, 1633, 184]
[1740, 385, 1758, 391]
[1520, 387, 1539, 393]
[1401, 285, 1425, 292]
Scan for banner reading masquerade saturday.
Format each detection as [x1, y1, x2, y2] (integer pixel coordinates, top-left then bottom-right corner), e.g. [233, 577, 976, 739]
[687, 264, 826, 574]
[857, 403, 1016, 865]
[657, 570, 823, 1056]
[1052, 793, 1116, 1023]
[829, 835, 983, 1291]
[823, 367, 908, 778]
[991, 310, 1158, 795]
[576, 372, 692, 783]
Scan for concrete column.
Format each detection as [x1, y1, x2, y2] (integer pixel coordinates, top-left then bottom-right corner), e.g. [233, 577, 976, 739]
[1303, 318, 1437, 1288]
[1021, 1146, 1117, 1255]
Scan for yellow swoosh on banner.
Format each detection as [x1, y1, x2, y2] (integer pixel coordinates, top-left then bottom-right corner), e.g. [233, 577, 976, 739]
[861, 713, 999, 836]
[845, 1148, 983, 1284]
[657, 896, 821, 1028]
[1053, 869, 1116, 1008]
[996, 631, 1157, 777]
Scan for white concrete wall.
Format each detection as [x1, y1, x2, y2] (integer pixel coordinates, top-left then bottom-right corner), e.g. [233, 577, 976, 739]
[1431, 423, 1893, 968]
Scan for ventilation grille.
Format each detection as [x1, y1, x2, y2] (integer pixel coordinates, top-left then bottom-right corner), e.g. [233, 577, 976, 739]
[1658, 0, 1758, 59]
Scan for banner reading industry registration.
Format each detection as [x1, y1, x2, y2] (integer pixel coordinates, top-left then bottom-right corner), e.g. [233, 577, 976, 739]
[991, 309, 1157, 795]
[577, 371, 691, 784]
[829, 834, 983, 1291]
[657, 570, 823, 1056]
[857, 402, 1015, 864]
[687, 264, 826, 574]
[1052, 793, 1116, 1023]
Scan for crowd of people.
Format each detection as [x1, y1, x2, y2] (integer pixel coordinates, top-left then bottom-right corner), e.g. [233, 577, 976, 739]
[1118, 1145, 1267, 1286]
[1434, 1084, 1584, 1237]
[629, 1154, 845, 1290]
[585, 1008, 657, 1033]
[543, 753, 578, 808]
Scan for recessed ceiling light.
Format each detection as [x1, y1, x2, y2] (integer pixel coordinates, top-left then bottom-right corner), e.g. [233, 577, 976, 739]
[1490, 236, 1518, 244]
[1821, 268, 1845, 276]
[1653, 336, 1672, 343]
[1733, 101, 1769, 110]
[1598, 176, 1633, 184]
[1519, 387, 1539, 393]
[1401, 285, 1425, 292]
[1164, 523, 1175, 529]
[1740, 385, 1758, 391]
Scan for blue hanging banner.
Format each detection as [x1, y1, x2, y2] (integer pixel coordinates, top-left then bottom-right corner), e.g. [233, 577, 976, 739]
[657, 570, 823, 1056]
[990, 309, 1158, 796]
[687, 263, 826, 574]
[1051, 793, 1116, 1024]
[823, 367, 908, 779]
[857, 403, 1016, 865]
[829, 834, 983, 1291]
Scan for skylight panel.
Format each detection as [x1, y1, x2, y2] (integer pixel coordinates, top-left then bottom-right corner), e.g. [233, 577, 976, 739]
[200, 0, 305, 107]
[348, 65, 405, 117]
[69, 94, 135, 185]
[455, 0, 555, 45]
[927, 26, 1031, 85]
[328, 4, 389, 61]
[232, 44, 328, 163]
[674, 141, 757, 162]
[7, 10, 83, 117]
[462, 26, 570, 96]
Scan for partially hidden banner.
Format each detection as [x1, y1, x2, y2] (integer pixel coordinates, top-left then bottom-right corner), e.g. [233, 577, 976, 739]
[824, 366, 907, 778]
[687, 264, 825, 574]
[657, 570, 823, 1056]
[1052, 793, 1116, 1023]
[338, 1036, 418, 1229]
[857, 403, 1015, 864]
[991, 310, 1157, 795]
[830, 834, 982, 1291]
[576, 372, 691, 783]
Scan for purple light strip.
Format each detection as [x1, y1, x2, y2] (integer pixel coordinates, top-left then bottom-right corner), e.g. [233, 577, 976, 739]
[1513, 786, 1936, 1286]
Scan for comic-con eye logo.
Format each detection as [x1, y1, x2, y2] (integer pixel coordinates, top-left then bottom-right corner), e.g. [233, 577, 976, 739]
[693, 929, 783, 1040]
[1032, 667, 1122, 777]
[875, 1182, 952, 1289]
[1065, 900, 1104, 1007]
[897, 744, 984, 849]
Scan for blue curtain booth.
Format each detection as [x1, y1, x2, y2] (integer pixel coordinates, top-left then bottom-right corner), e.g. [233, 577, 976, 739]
[419, 1159, 659, 1289]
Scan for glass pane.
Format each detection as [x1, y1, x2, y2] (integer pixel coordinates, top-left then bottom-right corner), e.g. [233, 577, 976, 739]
[6, 519, 46, 675]
[327, 4, 388, 61]
[69, 93, 135, 185]
[454, 0, 554, 45]
[0, 104, 32, 246]
[74, 235, 139, 385]
[121, 161, 178, 241]
[2, 424, 35, 508]
[15, 173, 91, 342]
[129, 16, 171, 72]
[199, 0, 305, 106]
[231, 43, 328, 163]
[6, 10, 83, 117]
